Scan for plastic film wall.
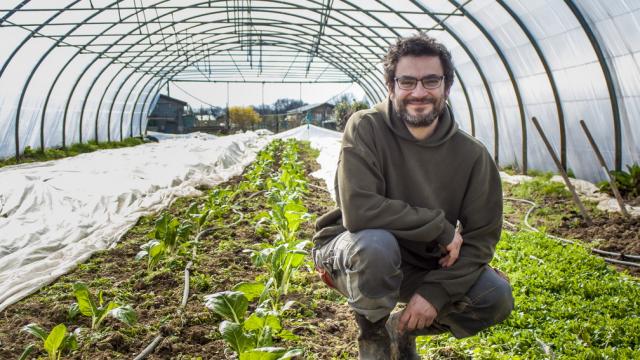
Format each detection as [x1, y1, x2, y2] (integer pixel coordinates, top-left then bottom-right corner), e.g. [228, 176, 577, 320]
[1, 0, 639, 183]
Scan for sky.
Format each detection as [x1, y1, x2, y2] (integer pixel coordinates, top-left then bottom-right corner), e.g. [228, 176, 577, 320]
[163, 81, 367, 109]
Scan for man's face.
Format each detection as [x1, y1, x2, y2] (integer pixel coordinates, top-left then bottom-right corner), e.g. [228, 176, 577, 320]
[390, 55, 447, 128]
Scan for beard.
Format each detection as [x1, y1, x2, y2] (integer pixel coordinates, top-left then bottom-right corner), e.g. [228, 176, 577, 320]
[393, 94, 446, 128]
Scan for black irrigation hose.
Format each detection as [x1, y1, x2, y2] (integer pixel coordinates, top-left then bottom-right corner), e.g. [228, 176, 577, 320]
[133, 209, 246, 359]
[504, 197, 640, 268]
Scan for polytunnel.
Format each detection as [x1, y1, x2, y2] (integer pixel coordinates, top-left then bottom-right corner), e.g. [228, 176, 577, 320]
[2, 1, 640, 359]
[1, 0, 640, 181]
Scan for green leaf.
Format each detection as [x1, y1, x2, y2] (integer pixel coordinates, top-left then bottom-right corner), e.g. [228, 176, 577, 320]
[239, 347, 287, 360]
[233, 282, 266, 302]
[204, 291, 248, 323]
[244, 313, 265, 332]
[44, 324, 66, 360]
[72, 283, 97, 317]
[95, 301, 119, 329]
[220, 320, 253, 354]
[110, 304, 137, 326]
[21, 323, 47, 342]
[286, 251, 307, 268]
[276, 329, 299, 341]
[18, 344, 35, 360]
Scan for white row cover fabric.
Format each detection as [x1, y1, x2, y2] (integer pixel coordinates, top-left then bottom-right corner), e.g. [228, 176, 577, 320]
[0, 130, 271, 312]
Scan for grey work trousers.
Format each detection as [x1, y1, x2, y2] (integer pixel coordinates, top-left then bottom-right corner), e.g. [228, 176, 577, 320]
[313, 229, 514, 338]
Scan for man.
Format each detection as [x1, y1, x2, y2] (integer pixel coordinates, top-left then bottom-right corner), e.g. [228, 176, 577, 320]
[312, 33, 514, 359]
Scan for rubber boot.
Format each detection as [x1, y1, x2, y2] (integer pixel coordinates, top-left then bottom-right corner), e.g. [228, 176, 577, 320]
[354, 312, 391, 360]
[386, 312, 420, 360]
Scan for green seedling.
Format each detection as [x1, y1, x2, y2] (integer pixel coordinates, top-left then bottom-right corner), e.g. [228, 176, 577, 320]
[204, 289, 302, 359]
[20, 323, 78, 360]
[70, 282, 136, 330]
[136, 212, 192, 270]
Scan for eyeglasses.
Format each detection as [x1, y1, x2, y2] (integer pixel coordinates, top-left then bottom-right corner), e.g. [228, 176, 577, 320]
[394, 75, 444, 90]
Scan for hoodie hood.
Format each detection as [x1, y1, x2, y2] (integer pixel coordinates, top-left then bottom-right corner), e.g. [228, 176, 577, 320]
[374, 97, 458, 147]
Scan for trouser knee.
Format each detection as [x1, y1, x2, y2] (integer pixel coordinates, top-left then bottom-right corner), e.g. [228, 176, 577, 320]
[445, 267, 514, 338]
[314, 229, 402, 322]
[348, 229, 402, 298]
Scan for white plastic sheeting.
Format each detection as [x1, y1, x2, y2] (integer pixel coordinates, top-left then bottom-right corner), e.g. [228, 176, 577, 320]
[0, 131, 271, 312]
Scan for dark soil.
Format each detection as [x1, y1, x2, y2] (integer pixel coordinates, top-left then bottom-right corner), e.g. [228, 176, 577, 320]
[0, 141, 357, 359]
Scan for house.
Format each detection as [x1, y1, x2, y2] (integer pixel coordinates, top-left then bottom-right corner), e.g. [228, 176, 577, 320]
[285, 103, 336, 129]
[146, 94, 192, 133]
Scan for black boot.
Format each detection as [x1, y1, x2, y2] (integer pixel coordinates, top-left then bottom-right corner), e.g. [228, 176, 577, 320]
[386, 312, 420, 360]
[354, 312, 391, 360]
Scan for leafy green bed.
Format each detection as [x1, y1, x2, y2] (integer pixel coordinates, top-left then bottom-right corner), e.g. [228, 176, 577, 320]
[420, 230, 640, 359]
[0, 138, 145, 169]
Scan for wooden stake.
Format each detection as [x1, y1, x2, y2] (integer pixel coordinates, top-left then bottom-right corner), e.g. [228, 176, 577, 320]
[531, 117, 593, 225]
[579, 120, 630, 218]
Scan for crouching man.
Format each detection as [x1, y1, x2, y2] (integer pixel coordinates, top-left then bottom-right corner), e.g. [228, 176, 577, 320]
[312, 33, 514, 359]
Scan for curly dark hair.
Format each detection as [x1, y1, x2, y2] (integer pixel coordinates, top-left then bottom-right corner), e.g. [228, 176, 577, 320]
[383, 32, 455, 94]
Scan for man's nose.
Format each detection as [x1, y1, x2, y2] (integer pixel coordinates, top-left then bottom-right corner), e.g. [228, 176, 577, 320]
[411, 82, 430, 96]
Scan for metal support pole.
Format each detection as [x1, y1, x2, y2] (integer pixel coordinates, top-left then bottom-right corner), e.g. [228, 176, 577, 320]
[531, 116, 592, 225]
[225, 82, 230, 131]
[579, 120, 629, 218]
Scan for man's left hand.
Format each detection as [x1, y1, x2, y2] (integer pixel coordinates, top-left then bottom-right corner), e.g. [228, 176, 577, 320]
[439, 231, 463, 268]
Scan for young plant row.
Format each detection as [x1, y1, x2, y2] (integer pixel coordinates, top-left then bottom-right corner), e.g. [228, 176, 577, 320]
[19, 283, 136, 360]
[204, 139, 312, 359]
[16, 139, 312, 359]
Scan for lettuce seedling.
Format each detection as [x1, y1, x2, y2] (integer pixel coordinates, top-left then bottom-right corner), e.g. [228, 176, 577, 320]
[72, 282, 136, 330]
[20, 323, 78, 360]
[136, 212, 192, 270]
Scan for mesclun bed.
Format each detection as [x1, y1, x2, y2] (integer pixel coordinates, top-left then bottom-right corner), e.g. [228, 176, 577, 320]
[502, 173, 640, 276]
[0, 138, 146, 169]
[419, 230, 640, 359]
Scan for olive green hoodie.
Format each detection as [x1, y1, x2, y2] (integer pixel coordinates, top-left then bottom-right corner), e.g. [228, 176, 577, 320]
[312, 98, 503, 311]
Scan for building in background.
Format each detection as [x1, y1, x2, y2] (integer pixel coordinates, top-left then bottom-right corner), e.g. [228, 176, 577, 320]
[285, 103, 336, 129]
[147, 94, 194, 133]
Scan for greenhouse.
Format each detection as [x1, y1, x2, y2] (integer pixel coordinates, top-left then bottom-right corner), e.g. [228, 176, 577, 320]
[0, 1, 639, 359]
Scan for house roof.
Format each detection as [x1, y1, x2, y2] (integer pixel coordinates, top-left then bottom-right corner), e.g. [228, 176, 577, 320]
[158, 94, 188, 106]
[286, 102, 334, 114]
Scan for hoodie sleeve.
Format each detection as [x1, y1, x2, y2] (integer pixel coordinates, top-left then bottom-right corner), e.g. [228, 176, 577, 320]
[337, 114, 456, 246]
[414, 148, 503, 312]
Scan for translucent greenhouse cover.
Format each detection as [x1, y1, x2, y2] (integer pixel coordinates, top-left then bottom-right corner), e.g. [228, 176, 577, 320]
[0, 130, 271, 311]
[2, 0, 640, 183]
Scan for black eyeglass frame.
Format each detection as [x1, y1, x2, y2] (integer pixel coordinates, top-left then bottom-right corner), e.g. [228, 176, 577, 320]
[394, 75, 445, 90]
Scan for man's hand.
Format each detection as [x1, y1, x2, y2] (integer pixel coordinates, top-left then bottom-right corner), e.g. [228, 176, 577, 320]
[397, 293, 438, 334]
[439, 231, 463, 268]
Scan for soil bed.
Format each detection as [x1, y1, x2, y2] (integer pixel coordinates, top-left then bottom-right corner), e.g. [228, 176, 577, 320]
[0, 141, 357, 359]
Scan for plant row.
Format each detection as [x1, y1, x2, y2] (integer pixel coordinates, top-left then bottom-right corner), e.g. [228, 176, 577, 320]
[16, 138, 314, 359]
